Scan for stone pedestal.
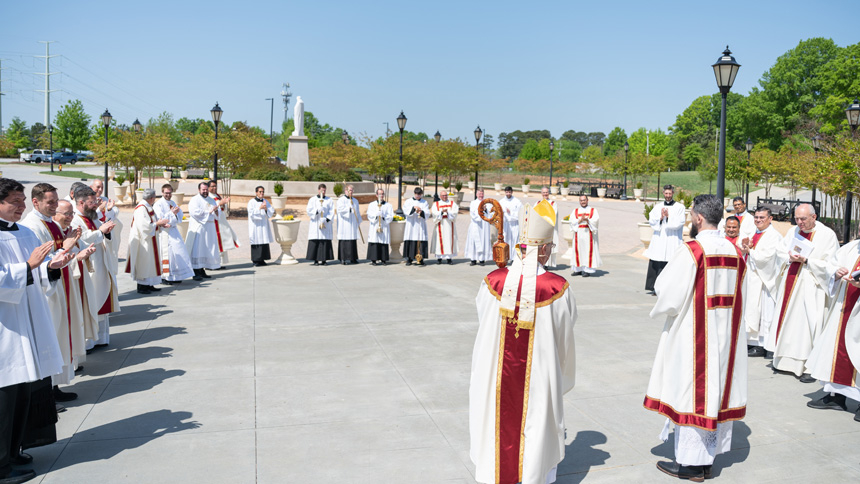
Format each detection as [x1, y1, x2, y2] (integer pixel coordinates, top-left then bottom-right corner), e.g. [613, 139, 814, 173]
[287, 136, 310, 169]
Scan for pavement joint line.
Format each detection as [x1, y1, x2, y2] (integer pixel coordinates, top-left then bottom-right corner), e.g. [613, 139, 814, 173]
[253, 268, 259, 484]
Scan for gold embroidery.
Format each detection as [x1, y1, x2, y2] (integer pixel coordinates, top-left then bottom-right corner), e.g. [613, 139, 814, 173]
[534, 282, 569, 308]
[494, 315, 506, 483]
[518, 324, 536, 481]
[643, 398, 747, 431]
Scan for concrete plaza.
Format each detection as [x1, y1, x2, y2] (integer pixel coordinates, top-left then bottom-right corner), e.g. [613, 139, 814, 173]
[2, 162, 859, 483]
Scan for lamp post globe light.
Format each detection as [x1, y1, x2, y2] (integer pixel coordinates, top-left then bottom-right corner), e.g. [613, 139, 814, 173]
[712, 46, 741, 202]
[342, 130, 349, 145]
[48, 124, 54, 173]
[621, 141, 629, 200]
[434, 130, 441, 201]
[474, 125, 482, 192]
[844, 99, 860, 243]
[132, 118, 142, 133]
[744, 137, 753, 207]
[395, 111, 407, 216]
[101, 109, 112, 191]
[549, 140, 555, 190]
[210, 103, 223, 183]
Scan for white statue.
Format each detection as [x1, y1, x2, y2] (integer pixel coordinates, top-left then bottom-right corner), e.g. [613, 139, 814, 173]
[292, 96, 305, 137]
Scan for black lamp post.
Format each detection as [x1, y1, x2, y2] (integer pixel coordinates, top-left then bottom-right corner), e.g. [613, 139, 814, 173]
[101, 109, 112, 191]
[395, 111, 407, 216]
[48, 124, 54, 173]
[811, 134, 822, 206]
[844, 99, 860, 243]
[342, 130, 349, 145]
[745, 138, 753, 207]
[712, 46, 741, 201]
[621, 141, 629, 200]
[434, 130, 441, 201]
[549, 140, 555, 190]
[265, 98, 274, 145]
[210, 102, 223, 183]
[474, 125, 482, 192]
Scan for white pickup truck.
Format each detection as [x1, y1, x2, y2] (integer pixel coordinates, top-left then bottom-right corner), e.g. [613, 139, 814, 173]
[21, 149, 53, 163]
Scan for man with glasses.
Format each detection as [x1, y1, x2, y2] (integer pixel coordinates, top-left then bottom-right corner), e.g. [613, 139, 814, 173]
[739, 207, 781, 358]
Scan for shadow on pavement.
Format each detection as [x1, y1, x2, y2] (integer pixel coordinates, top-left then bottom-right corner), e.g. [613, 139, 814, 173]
[557, 430, 610, 483]
[64, 368, 185, 407]
[74, 346, 175, 378]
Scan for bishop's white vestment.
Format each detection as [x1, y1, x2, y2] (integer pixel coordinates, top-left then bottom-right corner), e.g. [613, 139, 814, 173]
[185, 194, 221, 270]
[465, 198, 492, 263]
[430, 199, 458, 258]
[569, 206, 601, 273]
[153, 198, 194, 282]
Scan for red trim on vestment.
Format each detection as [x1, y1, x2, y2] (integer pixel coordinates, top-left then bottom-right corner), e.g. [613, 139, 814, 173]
[687, 241, 708, 415]
[485, 268, 569, 304]
[832, 255, 860, 385]
[498, 273, 527, 483]
[721, 243, 746, 411]
[43, 221, 74, 362]
[124, 205, 162, 277]
[643, 397, 746, 431]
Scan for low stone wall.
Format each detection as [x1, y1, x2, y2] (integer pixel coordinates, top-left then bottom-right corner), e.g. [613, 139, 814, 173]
[227, 180, 376, 201]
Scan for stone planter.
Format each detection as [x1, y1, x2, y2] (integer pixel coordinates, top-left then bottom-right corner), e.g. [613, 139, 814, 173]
[638, 221, 653, 249]
[171, 193, 185, 206]
[522, 184, 530, 194]
[113, 185, 128, 200]
[633, 188, 644, 201]
[389, 220, 406, 261]
[271, 219, 301, 265]
[163, 170, 173, 179]
[494, 182, 503, 192]
[108, 169, 116, 180]
[209, 170, 215, 180]
[561, 222, 574, 261]
[271, 196, 287, 210]
[468, 181, 475, 190]
[452, 191, 464, 204]
[550, 186, 558, 195]
[597, 187, 607, 199]
[178, 219, 190, 241]
[169, 179, 180, 191]
[179, 170, 189, 180]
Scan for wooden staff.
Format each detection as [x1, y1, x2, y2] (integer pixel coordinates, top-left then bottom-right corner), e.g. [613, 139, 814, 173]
[478, 198, 509, 268]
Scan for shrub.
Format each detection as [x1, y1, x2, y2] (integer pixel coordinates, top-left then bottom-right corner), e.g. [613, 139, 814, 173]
[333, 183, 344, 197]
[274, 182, 284, 196]
[562, 180, 569, 188]
[643, 202, 654, 221]
[454, 181, 463, 192]
[442, 180, 450, 189]
[115, 174, 126, 186]
[523, 177, 530, 185]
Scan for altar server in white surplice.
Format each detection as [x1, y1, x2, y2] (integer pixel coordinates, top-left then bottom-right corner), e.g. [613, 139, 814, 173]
[154, 184, 195, 283]
[738, 206, 782, 358]
[306, 184, 335, 265]
[718, 197, 755, 241]
[366, 188, 393, 265]
[570, 195, 601, 276]
[125, 188, 170, 295]
[465, 188, 492, 267]
[185, 182, 221, 279]
[644, 194, 747, 482]
[766, 203, 838, 382]
[470, 199, 576, 484]
[71, 186, 119, 350]
[336, 185, 361, 265]
[247, 186, 275, 266]
[91, 179, 123, 268]
[403, 187, 429, 266]
[499, 187, 522, 260]
[430, 189, 458, 264]
[540, 187, 560, 268]
[208, 180, 239, 267]
[644, 185, 686, 293]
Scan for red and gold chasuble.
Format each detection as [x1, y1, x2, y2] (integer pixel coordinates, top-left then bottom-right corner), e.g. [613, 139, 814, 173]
[831, 255, 860, 386]
[42, 220, 74, 363]
[573, 208, 595, 267]
[484, 268, 569, 484]
[774, 230, 813, 343]
[643, 240, 747, 430]
[78, 214, 116, 315]
[124, 205, 162, 277]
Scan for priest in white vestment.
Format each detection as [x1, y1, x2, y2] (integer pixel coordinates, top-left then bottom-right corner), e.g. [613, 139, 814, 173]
[0, 178, 72, 483]
[766, 203, 838, 382]
[718, 197, 755, 241]
[125, 189, 169, 294]
[154, 184, 195, 283]
[805, 232, 860, 421]
[739, 207, 781, 358]
[366, 188, 393, 265]
[570, 195, 601, 276]
[403, 187, 429, 266]
[247, 186, 275, 266]
[465, 188, 492, 267]
[91, 179, 123, 269]
[185, 182, 221, 278]
[430, 189, 458, 264]
[499, 187, 522, 260]
[644, 194, 747, 482]
[71, 186, 119, 349]
[336, 185, 361, 265]
[208, 181, 239, 267]
[306, 184, 335, 265]
[540, 187, 560, 268]
[470, 199, 576, 484]
[644, 185, 686, 293]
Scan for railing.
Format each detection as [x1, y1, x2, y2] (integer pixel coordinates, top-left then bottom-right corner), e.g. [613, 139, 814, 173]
[755, 197, 820, 224]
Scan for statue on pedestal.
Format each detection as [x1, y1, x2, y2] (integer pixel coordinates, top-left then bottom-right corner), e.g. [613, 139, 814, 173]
[292, 96, 305, 137]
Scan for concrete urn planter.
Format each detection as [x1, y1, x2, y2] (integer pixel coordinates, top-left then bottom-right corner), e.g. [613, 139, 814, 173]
[638, 221, 653, 249]
[389, 220, 406, 261]
[597, 187, 607, 199]
[271, 219, 301, 265]
[178, 218, 190, 241]
[522, 184, 530, 194]
[179, 170, 189, 180]
[113, 186, 128, 200]
[171, 193, 185, 206]
[452, 191, 464, 204]
[494, 182, 503, 193]
[561, 222, 574, 261]
[633, 188, 643, 201]
[271, 196, 287, 210]
[468, 181, 475, 190]
[550, 186, 559, 195]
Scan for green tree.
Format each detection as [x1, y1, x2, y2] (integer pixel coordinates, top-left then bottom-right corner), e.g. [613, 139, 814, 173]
[557, 139, 582, 163]
[54, 100, 93, 152]
[6, 117, 30, 151]
[497, 130, 550, 159]
[603, 127, 627, 156]
[627, 128, 669, 156]
[682, 143, 705, 170]
[808, 42, 860, 135]
[146, 112, 183, 143]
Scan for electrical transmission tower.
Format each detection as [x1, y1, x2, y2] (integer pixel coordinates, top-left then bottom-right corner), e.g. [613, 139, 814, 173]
[0, 59, 7, 132]
[35, 41, 59, 128]
[281, 83, 292, 123]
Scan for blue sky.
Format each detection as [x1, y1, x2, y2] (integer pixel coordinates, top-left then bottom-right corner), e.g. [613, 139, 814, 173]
[0, 0, 856, 145]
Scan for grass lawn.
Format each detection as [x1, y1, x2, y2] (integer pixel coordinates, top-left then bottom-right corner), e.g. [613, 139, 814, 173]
[39, 170, 101, 180]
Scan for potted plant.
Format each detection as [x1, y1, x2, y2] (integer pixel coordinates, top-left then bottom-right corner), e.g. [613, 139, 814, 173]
[389, 214, 407, 261]
[272, 182, 287, 210]
[333, 183, 344, 198]
[494, 182, 503, 192]
[169, 178, 180, 191]
[179, 165, 189, 180]
[562, 180, 570, 196]
[113, 174, 128, 200]
[442, 180, 450, 190]
[468, 174, 475, 190]
[453, 181, 464, 203]
[550, 185, 558, 195]
[561, 214, 574, 261]
[522, 177, 530, 194]
[271, 214, 301, 265]
[633, 182, 644, 201]
[163, 167, 174, 179]
[639, 202, 654, 248]
[172, 191, 185, 206]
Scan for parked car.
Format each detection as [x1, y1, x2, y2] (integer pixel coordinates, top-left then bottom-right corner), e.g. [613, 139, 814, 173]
[22, 149, 53, 163]
[52, 152, 78, 164]
[76, 150, 94, 161]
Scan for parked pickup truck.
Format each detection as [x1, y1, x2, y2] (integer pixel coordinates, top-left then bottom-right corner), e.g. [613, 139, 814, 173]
[21, 149, 53, 163]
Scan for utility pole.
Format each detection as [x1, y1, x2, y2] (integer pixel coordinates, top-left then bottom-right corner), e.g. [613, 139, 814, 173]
[383, 122, 390, 137]
[265, 98, 274, 145]
[280, 83, 292, 123]
[35, 41, 59, 129]
[0, 59, 6, 132]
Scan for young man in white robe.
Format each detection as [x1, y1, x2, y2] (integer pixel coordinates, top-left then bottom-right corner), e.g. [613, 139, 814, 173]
[644, 194, 748, 482]
[570, 195, 601, 277]
[71, 186, 119, 350]
[247, 186, 275, 266]
[208, 181, 238, 268]
[470, 199, 576, 484]
[739, 207, 781, 358]
[125, 188, 170, 295]
[403, 187, 429, 266]
[91, 179, 123, 266]
[430, 189, 458, 264]
[185, 182, 221, 279]
[336, 185, 361, 265]
[366, 188, 393, 266]
[306, 184, 335, 265]
[644, 185, 686, 294]
[465, 188, 492, 267]
[805, 228, 860, 422]
[540, 187, 560, 268]
[718, 197, 755, 241]
[0, 177, 73, 484]
[766, 203, 839, 382]
[153, 184, 195, 283]
[498, 187, 522, 261]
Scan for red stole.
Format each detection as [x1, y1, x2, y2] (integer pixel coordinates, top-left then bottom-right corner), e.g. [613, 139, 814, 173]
[832, 254, 860, 386]
[124, 205, 162, 277]
[211, 195, 226, 252]
[435, 201, 453, 252]
[573, 208, 594, 268]
[42, 220, 73, 363]
[726, 236, 738, 245]
[78, 214, 116, 315]
[774, 230, 814, 343]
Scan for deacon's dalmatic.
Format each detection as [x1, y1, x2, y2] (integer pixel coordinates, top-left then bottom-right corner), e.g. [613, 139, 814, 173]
[739, 209, 781, 356]
[153, 188, 194, 282]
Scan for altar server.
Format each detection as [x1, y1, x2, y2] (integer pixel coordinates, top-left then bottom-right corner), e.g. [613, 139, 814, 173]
[366, 188, 393, 265]
[430, 189, 458, 264]
[336, 185, 361, 265]
[306, 184, 335, 265]
[247, 186, 275, 266]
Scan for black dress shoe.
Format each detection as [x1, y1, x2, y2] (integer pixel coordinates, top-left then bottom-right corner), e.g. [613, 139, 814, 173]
[405, 260, 413, 266]
[799, 373, 817, 383]
[149, 285, 161, 292]
[75, 366, 83, 374]
[137, 284, 151, 294]
[381, 261, 387, 265]
[192, 275, 203, 281]
[200, 271, 212, 279]
[53, 386, 77, 402]
[447, 259, 452, 265]
[320, 261, 327, 266]
[312, 261, 319, 266]
[479, 261, 485, 266]
[437, 259, 442, 264]
[656, 461, 704, 482]
[0, 469, 36, 484]
[470, 260, 476, 266]
[341, 260, 347, 265]
[582, 272, 590, 277]
[703, 465, 712, 479]
[161, 280, 174, 285]
[258, 261, 268, 266]
[807, 393, 847, 411]
[370, 261, 378, 266]
[747, 346, 766, 357]
[11, 453, 33, 465]
[55, 404, 66, 413]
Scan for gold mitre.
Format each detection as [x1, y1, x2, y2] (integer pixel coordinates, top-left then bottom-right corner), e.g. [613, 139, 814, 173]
[518, 200, 556, 246]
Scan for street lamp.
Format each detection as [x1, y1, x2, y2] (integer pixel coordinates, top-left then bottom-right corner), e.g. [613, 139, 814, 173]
[712, 46, 741, 201]
[395, 111, 407, 216]
[210, 102, 223, 183]
[844, 99, 860, 243]
[810, 134, 822, 206]
[474, 125, 482, 192]
[265, 98, 274, 145]
[434, 130, 441, 201]
[49, 124, 54, 173]
[101, 109, 112, 191]
[621, 141, 629, 200]
[132, 118, 142, 133]
[341, 130, 349, 145]
[745, 138, 753, 207]
[549, 140, 555, 190]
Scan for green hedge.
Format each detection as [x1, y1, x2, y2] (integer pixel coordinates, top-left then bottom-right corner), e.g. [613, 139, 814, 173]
[232, 165, 362, 182]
